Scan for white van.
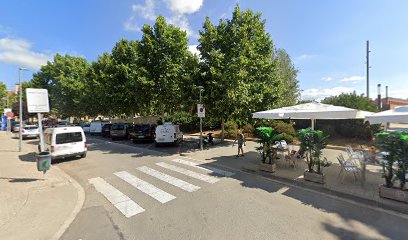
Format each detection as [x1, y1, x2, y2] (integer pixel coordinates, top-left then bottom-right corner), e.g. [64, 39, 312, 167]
[155, 122, 183, 146]
[90, 121, 108, 135]
[43, 126, 87, 160]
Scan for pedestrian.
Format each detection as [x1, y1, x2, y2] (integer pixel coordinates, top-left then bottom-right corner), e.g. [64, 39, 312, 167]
[233, 130, 246, 157]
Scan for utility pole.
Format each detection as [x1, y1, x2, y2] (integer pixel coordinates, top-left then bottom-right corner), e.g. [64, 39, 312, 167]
[196, 86, 204, 151]
[366, 40, 370, 99]
[18, 67, 28, 152]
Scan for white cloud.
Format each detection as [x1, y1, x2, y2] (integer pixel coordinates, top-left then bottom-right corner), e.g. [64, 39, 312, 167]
[124, 0, 157, 32]
[296, 54, 317, 61]
[132, 0, 157, 21]
[168, 14, 198, 37]
[164, 0, 203, 14]
[302, 87, 355, 100]
[339, 75, 365, 82]
[321, 77, 333, 82]
[0, 37, 50, 70]
[188, 44, 200, 56]
[124, 0, 200, 38]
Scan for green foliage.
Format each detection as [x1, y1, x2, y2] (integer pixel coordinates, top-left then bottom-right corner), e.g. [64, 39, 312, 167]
[322, 92, 377, 112]
[198, 5, 294, 126]
[297, 128, 329, 174]
[376, 131, 408, 189]
[256, 127, 277, 164]
[163, 111, 198, 132]
[0, 81, 7, 110]
[31, 54, 90, 118]
[138, 16, 198, 116]
[242, 123, 255, 137]
[272, 121, 296, 136]
[272, 133, 295, 143]
[224, 120, 238, 139]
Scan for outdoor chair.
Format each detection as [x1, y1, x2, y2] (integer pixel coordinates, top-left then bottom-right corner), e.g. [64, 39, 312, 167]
[337, 154, 361, 183]
[345, 146, 363, 162]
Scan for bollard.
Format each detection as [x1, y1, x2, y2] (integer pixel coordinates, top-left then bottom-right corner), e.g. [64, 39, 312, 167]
[36, 151, 51, 173]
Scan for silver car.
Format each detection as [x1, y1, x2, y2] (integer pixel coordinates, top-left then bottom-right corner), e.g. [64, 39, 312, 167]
[21, 125, 39, 140]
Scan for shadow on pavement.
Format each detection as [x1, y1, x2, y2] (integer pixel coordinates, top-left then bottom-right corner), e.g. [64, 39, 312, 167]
[18, 152, 37, 162]
[0, 177, 45, 182]
[196, 153, 408, 240]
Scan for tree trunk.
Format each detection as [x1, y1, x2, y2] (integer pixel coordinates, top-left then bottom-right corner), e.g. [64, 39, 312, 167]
[221, 120, 225, 142]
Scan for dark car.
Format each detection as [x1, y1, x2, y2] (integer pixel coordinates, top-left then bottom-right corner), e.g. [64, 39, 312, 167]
[131, 124, 156, 143]
[101, 124, 112, 137]
[110, 123, 131, 140]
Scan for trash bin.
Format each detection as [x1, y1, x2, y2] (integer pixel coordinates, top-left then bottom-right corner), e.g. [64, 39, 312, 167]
[36, 151, 51, 172]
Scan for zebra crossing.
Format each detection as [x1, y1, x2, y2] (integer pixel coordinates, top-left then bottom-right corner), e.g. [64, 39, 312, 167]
[88, 158, 235, 218]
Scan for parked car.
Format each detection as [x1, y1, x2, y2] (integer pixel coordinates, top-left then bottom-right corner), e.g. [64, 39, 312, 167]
[21, 125, 39, 140]
[43, 126, 87, 160]
[101, 123, 112, 137]
[90, 121, 109, 135]
[13, 123, 20, 133]
[131, 124, 156, 143]
[81, 122, 91, 133]
[110, 123, 131, 140]
[155, 122, 183, 146]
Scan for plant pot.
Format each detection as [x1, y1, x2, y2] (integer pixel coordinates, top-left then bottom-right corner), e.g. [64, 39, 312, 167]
[304, 171, 324, 184]
[259, 163, 276, 173]
[379, 185, 408, 203]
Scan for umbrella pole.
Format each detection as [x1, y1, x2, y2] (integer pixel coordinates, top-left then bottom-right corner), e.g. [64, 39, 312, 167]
[311, 119, 315, 130]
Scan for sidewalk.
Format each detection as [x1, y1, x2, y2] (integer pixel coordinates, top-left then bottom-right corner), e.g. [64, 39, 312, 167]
[0, 131, 84, 240]
[181, 135, 408, 215]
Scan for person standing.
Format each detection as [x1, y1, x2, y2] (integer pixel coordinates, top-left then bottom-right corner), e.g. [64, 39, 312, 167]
[233, 130, 246, 157]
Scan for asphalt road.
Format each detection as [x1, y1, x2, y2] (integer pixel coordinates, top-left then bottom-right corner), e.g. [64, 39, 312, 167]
[56, 136, 408, 240]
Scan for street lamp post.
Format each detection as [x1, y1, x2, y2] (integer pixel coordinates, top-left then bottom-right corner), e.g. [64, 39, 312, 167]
[18, 67, 28, 152]
[196, 86, 204, 150]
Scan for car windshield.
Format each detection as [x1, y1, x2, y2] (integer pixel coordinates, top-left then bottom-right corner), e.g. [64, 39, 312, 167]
[111, 124, 125, 130]
[56, 132, 83, 144]
[134, 125, 150, 131]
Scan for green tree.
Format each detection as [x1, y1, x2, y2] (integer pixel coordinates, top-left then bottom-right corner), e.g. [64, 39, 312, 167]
[87, 40, 145, 118]
[322, 92, 377, 112]
[0, 81, 7, 110]
[198, 5, 286, 137]
[138, 16, 198, 116]
[31, 54, 90, 118]
[275, 49, 299, 106]
[198, 5, 284, 137]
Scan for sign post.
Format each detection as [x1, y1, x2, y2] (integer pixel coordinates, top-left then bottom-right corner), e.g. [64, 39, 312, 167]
[26, 88, 50, 153]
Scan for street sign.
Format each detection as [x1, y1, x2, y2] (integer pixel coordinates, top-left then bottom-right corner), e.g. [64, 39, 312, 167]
[197, 104, 205, 118]
[5, 112, 14, 118]
[26, 88, 50, 113]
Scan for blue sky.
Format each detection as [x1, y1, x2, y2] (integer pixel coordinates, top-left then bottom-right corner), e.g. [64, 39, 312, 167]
[1, 0, 407, 100]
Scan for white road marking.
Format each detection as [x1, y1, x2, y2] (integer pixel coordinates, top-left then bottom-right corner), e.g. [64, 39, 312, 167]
[172, 159, 235, 177]
[114, 171, 176, 204]
[88, 177, 145, 218]
[156, 162, 220, 184]
[137, 166, 200, 192]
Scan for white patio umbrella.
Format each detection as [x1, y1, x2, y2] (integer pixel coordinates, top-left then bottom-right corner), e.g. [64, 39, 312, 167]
[252, 102, 373, 129]
[366, 105, 408, 124]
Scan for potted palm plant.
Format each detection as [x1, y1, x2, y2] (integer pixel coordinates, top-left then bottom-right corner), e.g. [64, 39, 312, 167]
[298, 128, 329, 184]
[256, 127, 278, 172]
[376, 131, 408, 203]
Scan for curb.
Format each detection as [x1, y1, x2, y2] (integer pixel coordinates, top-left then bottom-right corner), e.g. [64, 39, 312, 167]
[50, 166, 85, 240]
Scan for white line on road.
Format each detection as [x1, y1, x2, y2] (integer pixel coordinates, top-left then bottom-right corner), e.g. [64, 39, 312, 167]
[114, 171, 176, 204]
[137, 166, 200, 192]
[172, 159, 235, 177]
[88, 177, 145, 218]
[156, 162, 220, 184]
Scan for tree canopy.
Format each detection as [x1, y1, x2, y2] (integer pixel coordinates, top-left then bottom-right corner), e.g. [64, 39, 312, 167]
[26, 5, 299, 128]
[322, 92, 377, 112]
